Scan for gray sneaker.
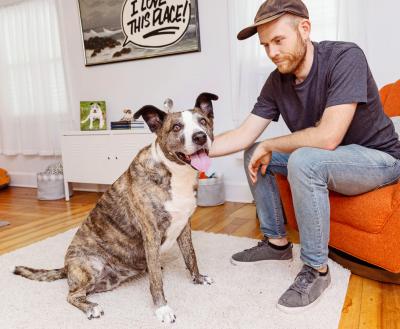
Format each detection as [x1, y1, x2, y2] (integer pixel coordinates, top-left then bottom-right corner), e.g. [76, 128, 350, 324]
[277, 264, 331, 313]
[231, 237, 293, 265]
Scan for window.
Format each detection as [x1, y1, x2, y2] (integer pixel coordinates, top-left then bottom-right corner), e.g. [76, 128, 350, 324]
[0, 0, 69, 155]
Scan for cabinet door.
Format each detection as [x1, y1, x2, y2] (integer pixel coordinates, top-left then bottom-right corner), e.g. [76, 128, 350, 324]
[62, 134, 116, 184]
[109, 134, 155, 182]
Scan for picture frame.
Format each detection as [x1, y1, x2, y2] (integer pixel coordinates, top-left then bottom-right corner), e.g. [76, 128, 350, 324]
[76, 0, 201, 66]
[80, 101, 107, 131]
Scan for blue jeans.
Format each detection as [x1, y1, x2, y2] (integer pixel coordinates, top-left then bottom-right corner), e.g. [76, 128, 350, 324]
[244, 143, 400, 270]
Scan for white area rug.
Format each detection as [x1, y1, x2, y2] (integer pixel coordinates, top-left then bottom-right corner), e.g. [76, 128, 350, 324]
[0, 229, 350, 329]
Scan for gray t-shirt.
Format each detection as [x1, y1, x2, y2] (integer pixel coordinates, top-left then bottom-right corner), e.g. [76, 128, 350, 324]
[252, 41, 400, 159]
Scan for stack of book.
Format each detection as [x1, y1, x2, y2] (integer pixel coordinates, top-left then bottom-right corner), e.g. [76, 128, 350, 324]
[111, 120, 145, 130]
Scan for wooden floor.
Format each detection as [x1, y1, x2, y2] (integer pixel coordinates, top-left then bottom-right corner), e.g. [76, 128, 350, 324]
[1, 187, 399, 328]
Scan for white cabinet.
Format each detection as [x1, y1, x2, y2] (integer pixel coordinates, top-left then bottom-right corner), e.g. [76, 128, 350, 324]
[61, 130, 154, 200]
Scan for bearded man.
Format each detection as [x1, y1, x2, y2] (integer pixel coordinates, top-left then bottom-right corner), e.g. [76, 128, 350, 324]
[210, 0, 400, 312]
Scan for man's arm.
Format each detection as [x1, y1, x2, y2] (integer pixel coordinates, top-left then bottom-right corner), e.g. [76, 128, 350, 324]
[261, 103, 357, 153]
[209, 114, 272, 157]
[247, 103, 357, 183]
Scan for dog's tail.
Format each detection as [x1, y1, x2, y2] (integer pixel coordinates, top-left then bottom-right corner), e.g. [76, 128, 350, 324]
[13, 266, 66, 282]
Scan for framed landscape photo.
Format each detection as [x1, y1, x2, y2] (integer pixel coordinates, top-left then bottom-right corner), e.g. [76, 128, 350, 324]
[80, 101, 107, 131]
[77, 0, 201, 66]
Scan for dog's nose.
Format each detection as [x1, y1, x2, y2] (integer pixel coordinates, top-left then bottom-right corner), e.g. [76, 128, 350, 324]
[192, 132, 207, 146]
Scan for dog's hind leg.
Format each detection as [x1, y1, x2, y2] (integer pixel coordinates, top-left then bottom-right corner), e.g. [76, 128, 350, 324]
[92, 266, 144, 293]
[67, 290, 104, 320]
[66, 265, 104, 319]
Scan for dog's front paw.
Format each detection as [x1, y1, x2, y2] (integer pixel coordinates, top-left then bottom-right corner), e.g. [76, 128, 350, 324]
[86, 304, 104, 320]
[155, 305, 176, 324]
[192, 274, 214, 285]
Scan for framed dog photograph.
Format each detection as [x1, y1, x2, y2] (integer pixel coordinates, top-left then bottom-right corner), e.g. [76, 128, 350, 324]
[77, 0, 201, 66]
[80, 101, 107, 131]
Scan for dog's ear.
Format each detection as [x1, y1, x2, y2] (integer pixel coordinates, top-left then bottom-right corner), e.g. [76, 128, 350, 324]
[195, 92, 218, 119]
[134, 105, 167, 133]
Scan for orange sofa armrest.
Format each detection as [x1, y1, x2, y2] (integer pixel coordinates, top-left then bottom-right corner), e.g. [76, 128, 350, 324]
[380, 82, 393, 106]
[380, 80, 400, 117]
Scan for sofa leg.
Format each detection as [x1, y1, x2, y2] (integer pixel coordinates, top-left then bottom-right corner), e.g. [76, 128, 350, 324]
[329, 247, 400, 284]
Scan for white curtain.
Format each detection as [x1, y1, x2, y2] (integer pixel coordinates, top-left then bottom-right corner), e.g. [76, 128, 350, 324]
[335, 0, 368, 53]
[228, 0, 367, 136]
[228, 0, 271, 126]
[0, 0, 70, 156]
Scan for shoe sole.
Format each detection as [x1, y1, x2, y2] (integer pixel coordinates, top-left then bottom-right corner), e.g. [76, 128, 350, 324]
[276, 281, 332, 314]
[230, 257, 293, 266]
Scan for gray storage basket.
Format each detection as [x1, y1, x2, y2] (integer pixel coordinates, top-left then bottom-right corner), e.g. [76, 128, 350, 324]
[37, 173, 67, 200]
[197, 174, 225, 207]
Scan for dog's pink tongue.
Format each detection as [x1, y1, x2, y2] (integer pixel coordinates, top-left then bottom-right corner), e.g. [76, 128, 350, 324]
[190, 150, 211, 172]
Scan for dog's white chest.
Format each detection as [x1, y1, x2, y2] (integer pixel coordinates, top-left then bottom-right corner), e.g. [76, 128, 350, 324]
[161, 172, 197, 254]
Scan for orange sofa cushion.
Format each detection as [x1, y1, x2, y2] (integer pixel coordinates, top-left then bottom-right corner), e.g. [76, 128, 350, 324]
[329, 184, 399, 233]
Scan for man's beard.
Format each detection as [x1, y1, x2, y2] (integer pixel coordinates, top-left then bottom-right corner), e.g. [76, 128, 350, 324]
[274, 32, 307, 75]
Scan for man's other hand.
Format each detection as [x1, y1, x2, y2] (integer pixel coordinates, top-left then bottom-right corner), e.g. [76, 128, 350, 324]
[248, 142, 272, 184]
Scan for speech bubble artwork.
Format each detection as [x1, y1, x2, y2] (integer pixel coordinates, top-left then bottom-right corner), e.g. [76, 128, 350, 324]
[122, 0, 192, 48]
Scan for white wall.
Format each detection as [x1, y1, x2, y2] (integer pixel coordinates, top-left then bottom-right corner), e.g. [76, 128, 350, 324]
[2, 0, 400, 202]
[57, 0, 253, 201]
[364, 0, 400, 88]
[0, 0, 254, 202]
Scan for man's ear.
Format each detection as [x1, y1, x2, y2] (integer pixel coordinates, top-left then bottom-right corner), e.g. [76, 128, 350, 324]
[194, 92, 219, 119]
[299, 18, 311, 40]
[134, 105, 167, 133]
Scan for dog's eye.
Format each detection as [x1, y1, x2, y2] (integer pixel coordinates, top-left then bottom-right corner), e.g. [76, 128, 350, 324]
[199, 118, 207, 126]
[172, 124, 181, 132]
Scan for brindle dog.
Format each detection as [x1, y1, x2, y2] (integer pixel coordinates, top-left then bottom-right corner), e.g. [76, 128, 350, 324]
[14, 92, 218, 324]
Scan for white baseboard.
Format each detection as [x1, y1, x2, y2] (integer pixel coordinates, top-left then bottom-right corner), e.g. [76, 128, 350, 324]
[9, 172, 37, 188]
[8, 172, 106, 192]
[8, 172, 253, 204]
[72, 183, 108, 193]
[224, 183, 253, 203]
[72, 183, 253, 203]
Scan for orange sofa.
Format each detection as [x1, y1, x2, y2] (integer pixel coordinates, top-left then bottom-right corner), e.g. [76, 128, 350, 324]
[275, 80, 400, 274]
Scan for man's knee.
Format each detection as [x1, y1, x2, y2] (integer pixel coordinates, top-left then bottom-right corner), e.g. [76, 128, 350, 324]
[287, 147, 325, 180]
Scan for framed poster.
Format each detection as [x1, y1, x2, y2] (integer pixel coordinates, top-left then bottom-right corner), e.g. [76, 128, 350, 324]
[77, 0, 201, 66]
